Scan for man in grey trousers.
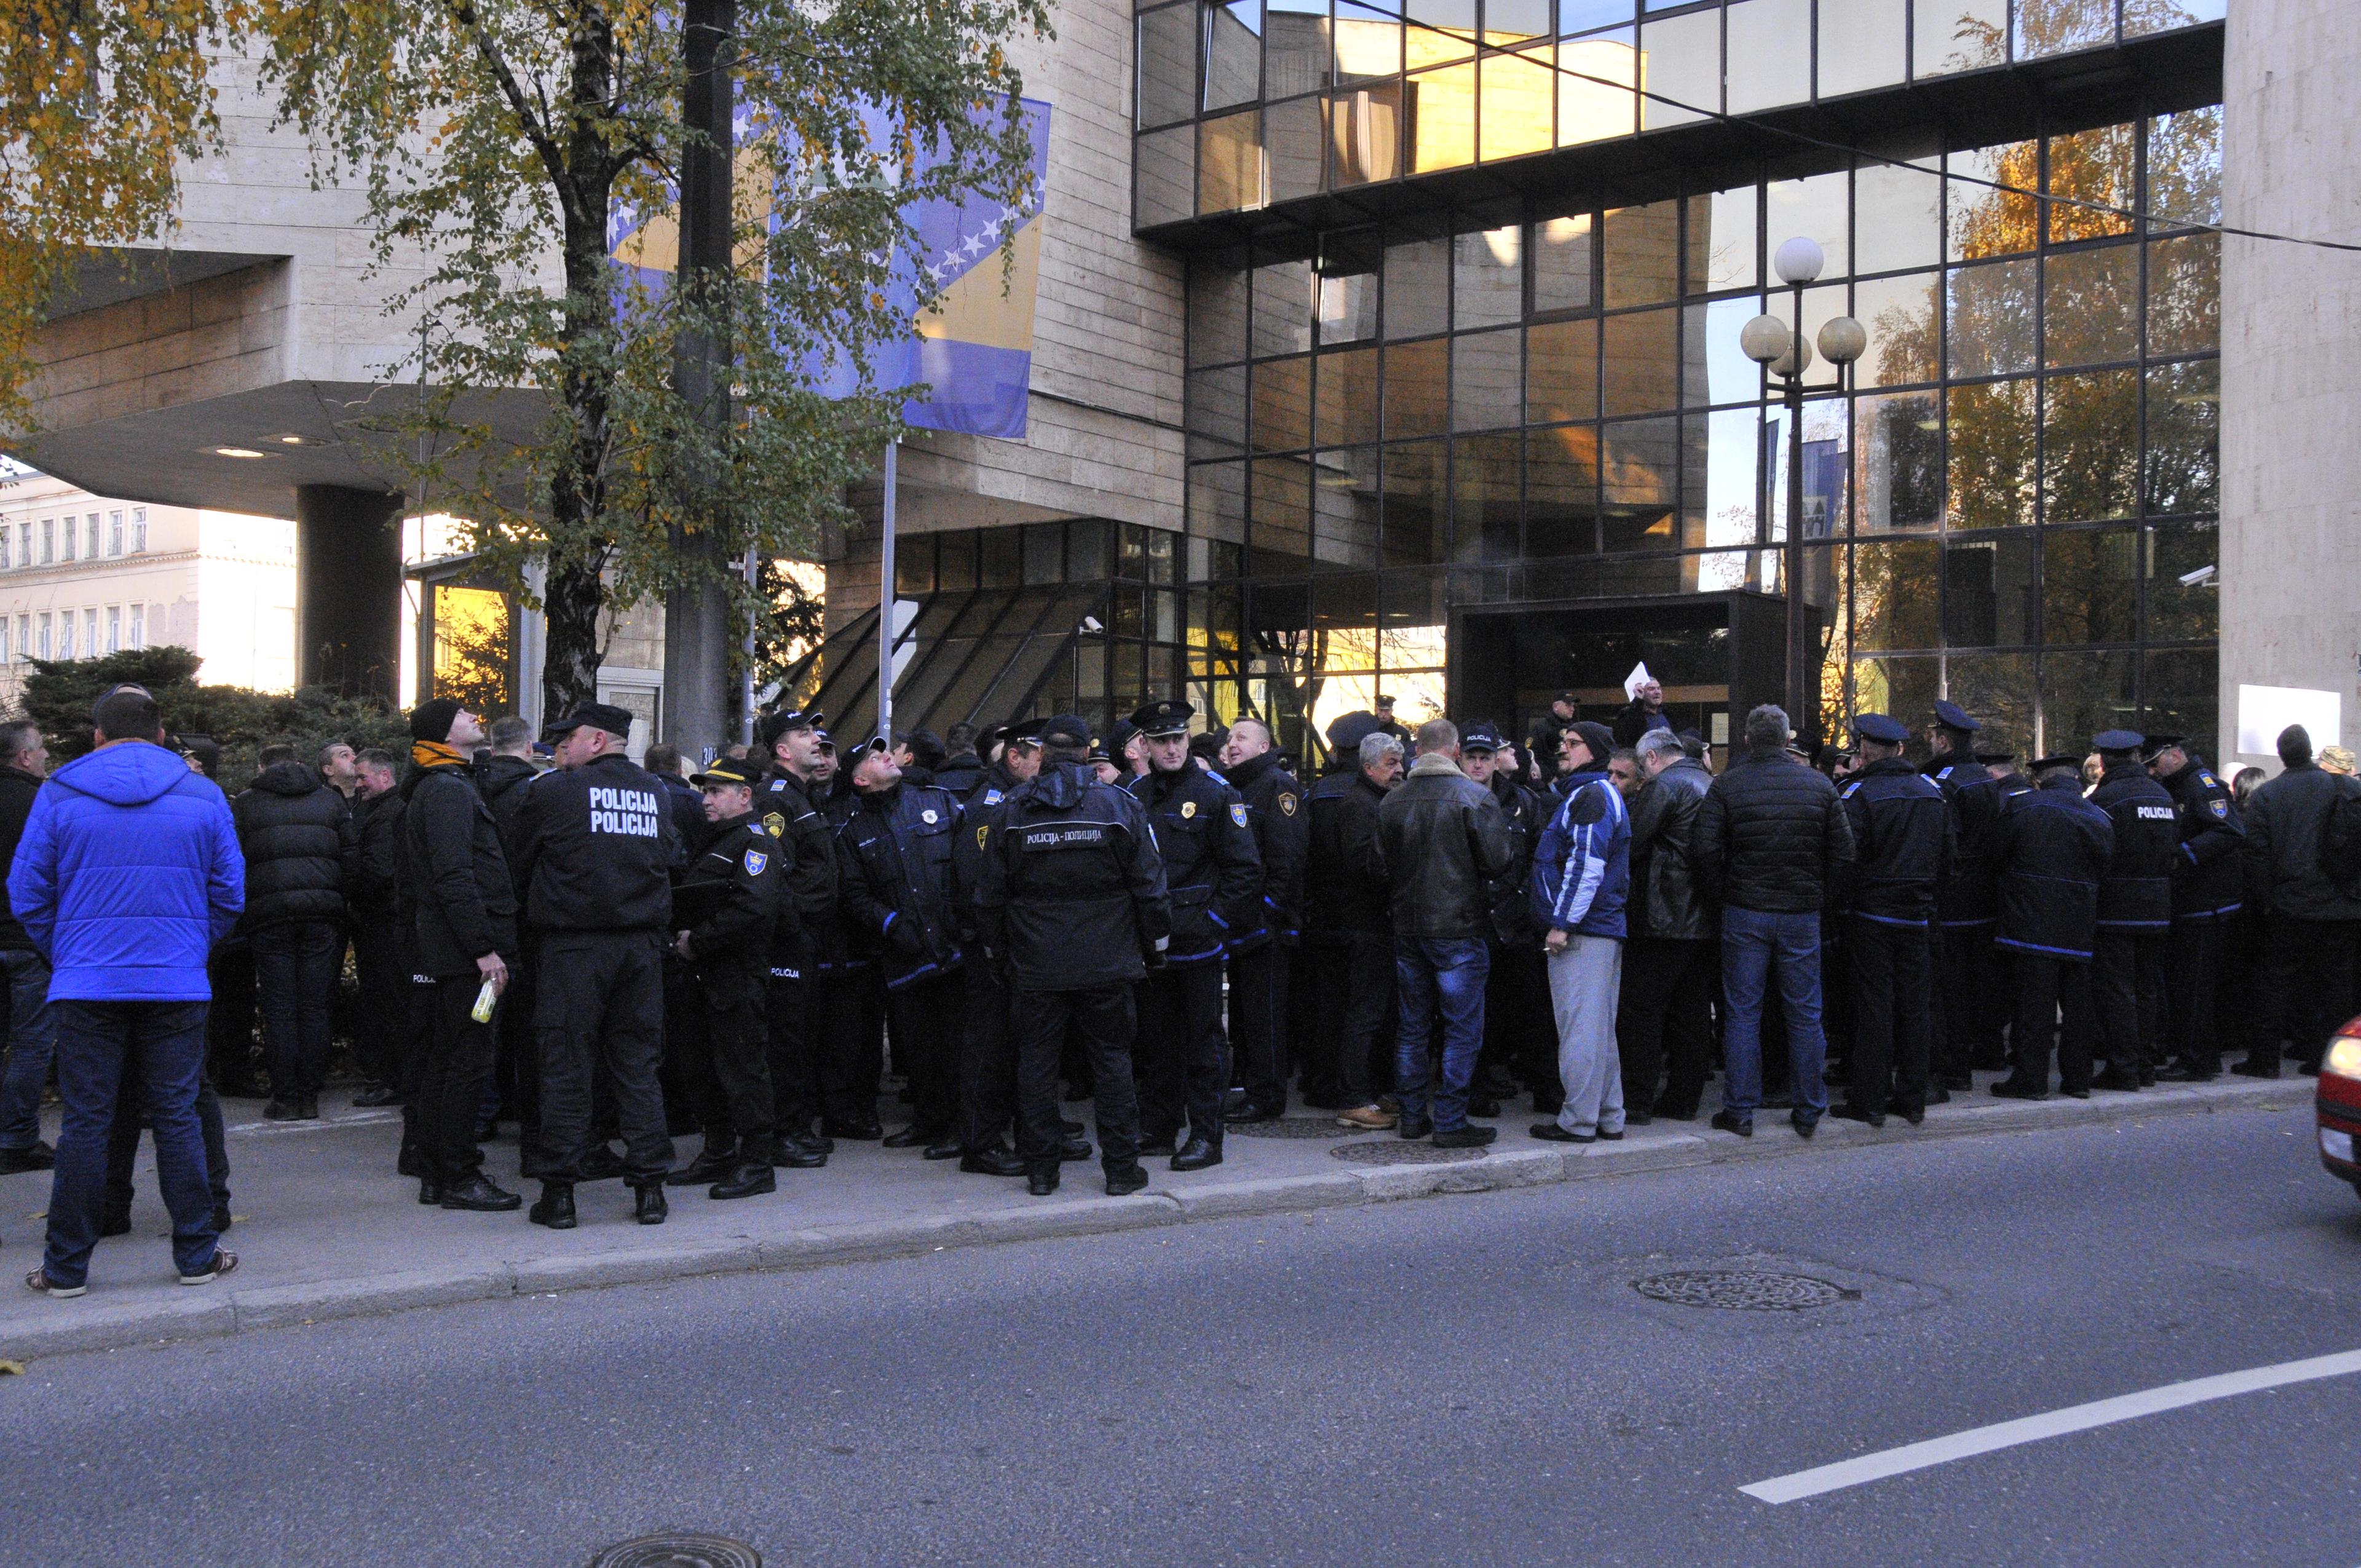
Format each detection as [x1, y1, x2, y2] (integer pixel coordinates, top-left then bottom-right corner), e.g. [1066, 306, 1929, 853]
[1529, 731, 1635, 1142]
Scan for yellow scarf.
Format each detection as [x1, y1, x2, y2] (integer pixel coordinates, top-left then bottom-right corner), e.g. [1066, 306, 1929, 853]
[411, 738, 464, 770]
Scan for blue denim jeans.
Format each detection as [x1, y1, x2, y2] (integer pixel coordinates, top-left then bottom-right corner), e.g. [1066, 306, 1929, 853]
[0, 948, 57, 1150]
[1720, 906, 1829, 1122]
[1393, 937, 1491, 1131]
[44, 1000, 218, 1288]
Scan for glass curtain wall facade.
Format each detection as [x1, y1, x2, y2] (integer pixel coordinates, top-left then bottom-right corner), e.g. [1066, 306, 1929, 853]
[1178, 108, 2220, 760]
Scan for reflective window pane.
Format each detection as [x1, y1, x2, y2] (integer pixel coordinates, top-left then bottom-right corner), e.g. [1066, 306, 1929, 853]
[1190, 264, 1251, 365]
[1914, 0, 2004, 76]
[1252, 354, 1313, 451]
[1318, 265, 1380, 344]
[1603, 201, 1680, 307]
[1254, 260, 1315, 354]
[1853, 272, 1938, 386]
[1686, 184, 1759, 294]
[2126, 0, 2223, 36]
[1333, 0, 1401, 80]
[2147, 108, 2223, 229]
[1267, 0, 1331, 97]
[1139, 5, 1201, 129]
[1313, 446, 1383, 565]
[2039, 649, 2138, 756]
[1251, 457, 1314, 562]
[1946, 378, 2036, 529]
[1482, 49, 1556, 161]
[1725, 0, 1809, 114]
[1383, 335, 1450, 436]
[1602, 416, 1677, 525]
[1199, 110, 1264, 213]
[1135, 125, 1195, 228]
[1559, 0, 1634, 29]
[1853, 390, 1942, 531]
[1816, 0, 1906, 97]
[2043, 369, 2140, 525]
[2145, 360, 2219, 517]
[1189, 459, 1248, 545]
[2145, 234, 2220, 358]
[1532, 213, 1594, 314]
[1406, 0, 1477, 67]
[1407, 63, 1478, 172]
[1315, 345, 1383, 444]
[1525, 317, 1600, 423]
[1602, 307, 1678, 416]
[1947, 141, 2038, 260]
[1853, 159, 1941, 274]
[1267, 94, 1324, 202]
[1451, 432, 1522, 560]
[1205, 0, 1264, 110]
[2015, 0, 2114, 61]
[1557, 28, 1637, 145]
[1384, 238, 1451, 339]
[1452, 327, 1524, 431]
[1944, 652, 2034, 756]
[1455, 225, 1524, 328]
[2043, 244, 2138, 368]
[1854, 654, 1941, 738]
[1764, 172, 1849, 280]
[1637, 8, 1718, 129]
[2043, 525, 2140, 644]
[2143, 522, 2218, 643]
[1848, 537, 1940, 651]
[1685, 408, 1763, 552]
[1686, 296, 1765, 406]
[1946, 259, 2036, 378]
[2044, 123, 2135, 244]
[1527, 424, 1600, 555]
[1327, 83, 1403, 186]
[2140, 647, 2218, 758]
[1485, 0, 1552, 45]
[1382, 440, 1449, 566]
[1942, 534, 2036, 645]
[1188, 364, 1248, 451]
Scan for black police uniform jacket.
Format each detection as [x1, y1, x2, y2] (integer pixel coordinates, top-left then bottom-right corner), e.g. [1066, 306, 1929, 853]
[2156, 753, 2244, 919]
[1210, 748, 1305, 952]
[1989, 775, 2113, 960]
[1304, 768, 1391, 939]
[836, 781, 964, 990]
[1925, 753, 2001, 928]
[1128, 763, 1262, 965]
[976, 759, 1171, 991]
[949, 758, 1025, 947]
[1483, 770, 1546, 947]
[1838, 756, 1954, 926]
[2089, 762, 2180, 932]
[756, 766, 836, 978]
[401, 759, 520, 975]
[675, 810, 781, 1006]
[512, 752, 679, 933]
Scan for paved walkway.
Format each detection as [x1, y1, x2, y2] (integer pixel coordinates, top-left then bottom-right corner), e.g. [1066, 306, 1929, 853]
[0, 1070, 2310, 1361]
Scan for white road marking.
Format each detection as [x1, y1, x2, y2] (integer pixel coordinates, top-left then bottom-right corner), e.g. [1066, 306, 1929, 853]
[1742, 1348, 2361, 1504]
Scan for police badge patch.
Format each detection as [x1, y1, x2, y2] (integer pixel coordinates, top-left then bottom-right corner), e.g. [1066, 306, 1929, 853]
[762, 811, 786, 837]
[1180, 800, 1197, 818]
[976, 824, 991, 849]
[922, 808, 939, 824]
[1279, 793, 1297, 816]
[1229, 802, 1248, 827]
[2210, 797, 2228, 818]
[743, 848, 769, 876]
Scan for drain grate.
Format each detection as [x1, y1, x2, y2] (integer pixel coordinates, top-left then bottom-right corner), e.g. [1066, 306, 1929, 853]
[1231, 1115, 1360, 1139]
[588, 1535, 762, 1568]
[1328, 1138, 1490, 1165]
[1632, 1269, 1860, 1312]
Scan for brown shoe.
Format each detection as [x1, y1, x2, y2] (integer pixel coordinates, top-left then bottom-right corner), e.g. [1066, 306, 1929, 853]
[1337, 1104, 1398, 1130]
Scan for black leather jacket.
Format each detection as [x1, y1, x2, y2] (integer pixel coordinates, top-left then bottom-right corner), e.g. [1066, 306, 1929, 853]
[1375, 754, 1516, 941]
[1693, 746, 1855, 914]
[1629, 756, 1714, 941]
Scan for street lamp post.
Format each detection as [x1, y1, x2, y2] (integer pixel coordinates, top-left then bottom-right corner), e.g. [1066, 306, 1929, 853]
[1741, 237, 1865, 743]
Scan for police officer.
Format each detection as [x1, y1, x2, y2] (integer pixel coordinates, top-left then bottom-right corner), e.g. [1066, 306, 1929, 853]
[1460, 723, 1546, 1117]
[1923, 702, 1997, 1088]
[511, 702, 680, 1227]
[1834, 715, 1953, 1127]
[663, 756, 783, 1200]
[1127, 699, 1261, 1170]
[2086, 731, 2179, 1090]
[975, 713, 1170, 1197]
[836, 737, 968, 1157]
[753, 708, 840, 1161]
[2143, 734, 2245, 1080]
[945, 716, 1043, 1174]
[1217, 715, 1305, 1124]
[1989, 754, 2113, 1100]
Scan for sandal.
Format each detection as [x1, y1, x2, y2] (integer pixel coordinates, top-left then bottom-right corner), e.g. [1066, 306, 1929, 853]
[178, 1249, 237, 1286]
[24, 1268, 85, 1299]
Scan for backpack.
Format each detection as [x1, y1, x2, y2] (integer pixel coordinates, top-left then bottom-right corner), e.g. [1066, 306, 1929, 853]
[2320, 786, 2361, 887]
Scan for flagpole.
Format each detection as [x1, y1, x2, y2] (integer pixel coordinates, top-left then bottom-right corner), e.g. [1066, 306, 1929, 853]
[876, 434, 900, 743]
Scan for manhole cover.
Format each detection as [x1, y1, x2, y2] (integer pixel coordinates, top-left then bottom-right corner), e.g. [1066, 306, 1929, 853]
[588, 1535, 761, 1568]
[1632, 1269, 1860, 1312]
[1232, 1115, 1357, 1139]
[1328, 1138, 1490, 1165]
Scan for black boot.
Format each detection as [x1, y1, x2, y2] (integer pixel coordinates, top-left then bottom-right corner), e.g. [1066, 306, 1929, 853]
[710, 1160, 777, 1200]
[441, 1174, 523, 1212]
[1171, 1136, 1223, 1172]
[665, 1141, 739, 1186]
[775, 1135, 829, 1170]
[959, 1145, 1027, 1176]
[633, 1183, 668, 1224]
[528, 1182, 576, 1229]
[417, 1178, 445, 1205]
[1026, 1165, 1061, 1197]
[1104, 1163, 1150, 1197]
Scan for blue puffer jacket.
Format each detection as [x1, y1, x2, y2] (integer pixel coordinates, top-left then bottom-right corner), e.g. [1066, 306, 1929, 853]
[6, 741, 245, 1000]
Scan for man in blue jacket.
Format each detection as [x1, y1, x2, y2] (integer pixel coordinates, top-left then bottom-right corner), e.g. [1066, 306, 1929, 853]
[15, 686, 245, 1297]
[1529, 728, 1632, 1144]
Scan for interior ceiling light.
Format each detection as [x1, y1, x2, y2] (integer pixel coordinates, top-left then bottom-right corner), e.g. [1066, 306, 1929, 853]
[214, 446, 267, 459]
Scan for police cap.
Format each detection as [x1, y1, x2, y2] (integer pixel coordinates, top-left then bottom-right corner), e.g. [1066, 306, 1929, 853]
[1128, 698, 1195, 738]
[754, 707, 823, 752]
[1931, 700, 1982, 733]
[1326, 711, 1380, 755]
[1040, 713, 1093, 750]
[1109, 719, 1141, 755]
[1975, 747, 2018, 766]
[1852, 713, 1910, 745]
[2140, 732, 2186, 763]
[1002, 715, 1045, 747]
[2028, 754, 2083, 775]
[545, 700, 636, 741]
[2093, 729, 2146, 754]
[691, 756, 762, 789]
[1461, 721, 1506, 753]
[1087, 736, 1112, 764]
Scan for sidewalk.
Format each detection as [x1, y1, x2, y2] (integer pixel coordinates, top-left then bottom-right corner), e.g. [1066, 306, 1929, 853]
[0, 1071, 2310, 1362]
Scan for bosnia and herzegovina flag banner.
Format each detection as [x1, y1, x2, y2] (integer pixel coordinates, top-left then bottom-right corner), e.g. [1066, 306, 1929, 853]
[606, 97, 1052, 444]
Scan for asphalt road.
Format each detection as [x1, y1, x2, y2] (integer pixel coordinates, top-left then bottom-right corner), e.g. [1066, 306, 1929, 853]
[4, 1102, 2356, 1567]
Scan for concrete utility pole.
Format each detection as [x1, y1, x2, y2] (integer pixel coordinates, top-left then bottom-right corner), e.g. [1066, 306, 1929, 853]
[662, 0, 738, 754]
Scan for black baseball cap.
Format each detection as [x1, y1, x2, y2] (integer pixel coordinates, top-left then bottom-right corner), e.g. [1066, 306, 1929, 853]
[545, 701, 635, 740]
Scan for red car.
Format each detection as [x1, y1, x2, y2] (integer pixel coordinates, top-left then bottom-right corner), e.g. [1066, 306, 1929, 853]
[2320, 1018, 2361, 1199]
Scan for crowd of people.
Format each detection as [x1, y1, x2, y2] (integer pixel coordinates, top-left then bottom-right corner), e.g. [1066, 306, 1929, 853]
[4, 671, 2356, 1294]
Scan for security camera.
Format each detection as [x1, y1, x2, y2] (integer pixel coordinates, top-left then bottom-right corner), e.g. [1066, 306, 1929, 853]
[2178, 564, 2216, 588]
[1080, 614, 1105, 635]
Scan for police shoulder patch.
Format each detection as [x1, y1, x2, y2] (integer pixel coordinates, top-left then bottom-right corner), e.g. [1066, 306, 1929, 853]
[1230, 802, 1248, 826]
[2199, 770, 2218, 786]
[762, 811, 786, 838]
[983, 788, 1003, 806]
[1840, 781, 1861, 798]
[2210, 797, 2228, 818]
[1279, 792, 1298, 816]
[743, 848, 769, 876]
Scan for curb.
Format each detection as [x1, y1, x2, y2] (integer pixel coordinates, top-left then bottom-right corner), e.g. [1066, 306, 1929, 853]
[1, 1079, 2310, 1363]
